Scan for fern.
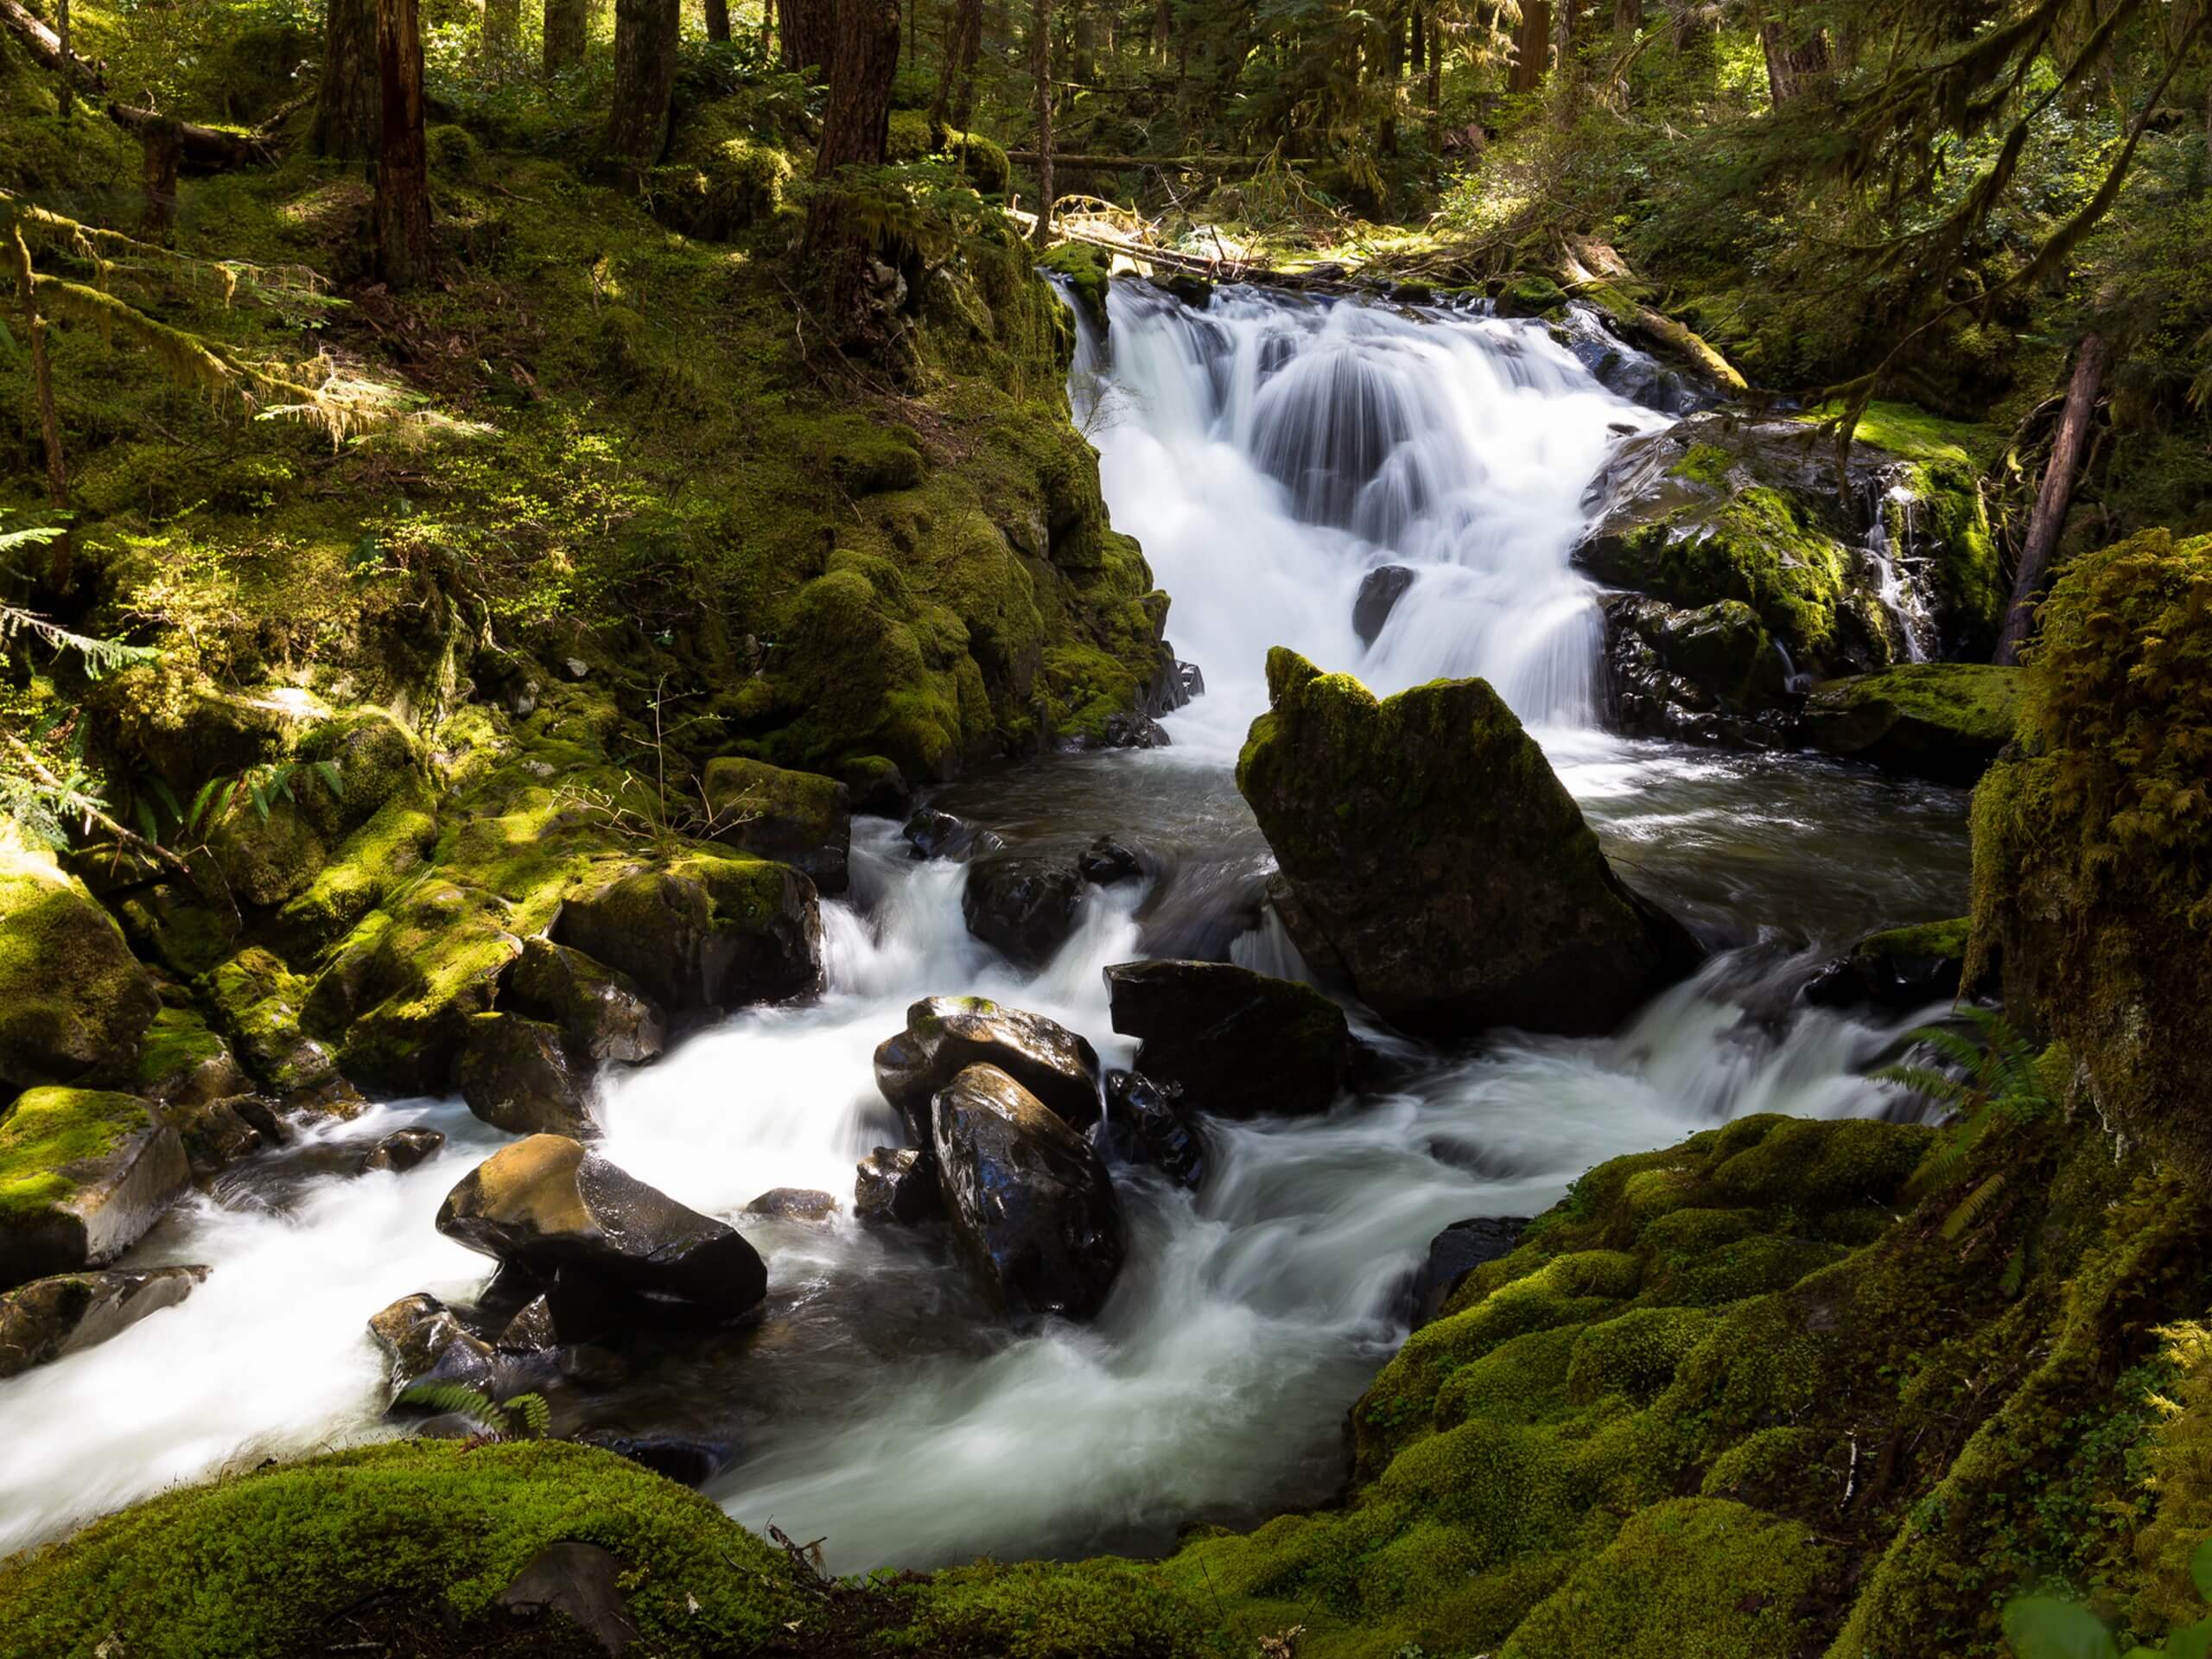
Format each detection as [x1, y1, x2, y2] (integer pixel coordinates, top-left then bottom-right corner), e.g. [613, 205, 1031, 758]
[0, 605, 159, 681]
[391, 1380, 553, 1443]
[1878, 1006, 2056, 1243]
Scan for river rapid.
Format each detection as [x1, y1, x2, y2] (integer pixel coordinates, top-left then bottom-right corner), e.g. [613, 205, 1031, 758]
[0, 281, 1969, 1569]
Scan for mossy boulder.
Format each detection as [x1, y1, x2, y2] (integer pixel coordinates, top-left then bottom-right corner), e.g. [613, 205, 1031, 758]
[0, 1265, 205, 1380]
[1234, 651, 1700, 1039]
[1103, 958, 1354, 1118]
[0, 1089, 189, 1291]
[315, 883, 525, 1096]
[130, 1005, 251, 1109]
[1600, 594, 1791, 745]
[1801, 663, 2021, 782]
[654, 97, 794, 239]
[1804, 916, 1970, 1010]
[1039, 242, 1113, 334]
[499, 937, 666, 1066]
[0, 830, 162, 1091]
[203, 945, 340, 1097]
[550, 853, 822, 1014]
[0, 1440, 810, 1658]
[456, 1012, 597, 1138]
[701, 755, 852, 894]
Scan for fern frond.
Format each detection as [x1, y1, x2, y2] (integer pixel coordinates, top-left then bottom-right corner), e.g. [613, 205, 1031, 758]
[394, 1380, 508, 1434]
[1942, 1173, 2009, 1241]
[1876, 1064, 1972, 1105]
[0, 605, 160, 680]
[506, 1392, 552, 1439]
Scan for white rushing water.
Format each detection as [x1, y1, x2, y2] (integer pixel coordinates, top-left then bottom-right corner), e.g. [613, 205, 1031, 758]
[0, 282, 1965, 1568]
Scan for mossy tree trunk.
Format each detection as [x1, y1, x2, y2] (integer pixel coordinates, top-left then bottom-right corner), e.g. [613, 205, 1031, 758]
[1511, 0, 1550, 92]
[1758, 16, 1830, 104]
[54, 0, 70, 117]
[484, 0, 522, 62]
[9, 228, 67, 528]
[931, 0, 982, 128]
[1615, 0, 1640, 36]
[704, 0, 730, 40]
[139, 117, 182, 240]
[1030, 0, 1052, 247]
[315, 0, 381, 159]
[543, 0, 587, 70]
[374, 0, 431, 289]
[609, 0, 680, 181]
[1999, 333, 2109, 664]
[806, 0, 902, 321]
[779, 0, 836, 71]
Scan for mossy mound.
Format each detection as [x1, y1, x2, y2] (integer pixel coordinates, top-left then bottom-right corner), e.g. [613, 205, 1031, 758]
[0, 830, 162, 1094]
[0, 1087, 188, 1289]
[1801, 662, 2022, 782]
[1039, 242, 1114, 334]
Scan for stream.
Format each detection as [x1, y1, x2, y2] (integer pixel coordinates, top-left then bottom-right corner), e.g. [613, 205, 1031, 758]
[0, 283, 1970, 1569]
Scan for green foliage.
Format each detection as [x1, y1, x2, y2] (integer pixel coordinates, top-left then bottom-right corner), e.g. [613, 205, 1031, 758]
[394, 1380, 553, 1440]
[1878, 1006, 2058, 1226]
[2004, 1538, 2212, 1659]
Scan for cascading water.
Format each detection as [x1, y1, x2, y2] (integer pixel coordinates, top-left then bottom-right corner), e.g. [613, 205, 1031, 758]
[0, 280, 1974, 1572]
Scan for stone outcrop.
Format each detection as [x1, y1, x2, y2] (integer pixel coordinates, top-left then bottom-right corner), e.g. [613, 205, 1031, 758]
[0, 1265, 207, 1379]
[1236, 652, 1700, 1039]
[551, 854, 822, 1014]
[931, 1065, 1126, 1322]
[1104, 959, 1354, 1118]
[457, 1013, 597, 1139]
[1601, 594, 1791, 747]
[874, 995, 1103, 1141]
[701, 756, 853, 895]
[0, 1089, 190, 1291]
[0, 830, 162, 1092]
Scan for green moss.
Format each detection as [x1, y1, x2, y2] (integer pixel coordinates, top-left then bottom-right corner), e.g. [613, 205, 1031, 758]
[0, 1089, 156, 1224]
[202, 946, 335, 1095]
[1672, 442, 1738, 488]
[0, 1440, 809, 1659]
[899, 1559, 1222, 1658]
[1861, 916, 1970, 961]
[1566, 1306, 1717, 1406]
[1501, 1499, 1833, 1659]
[0, 835, 160, 1090]
[128, 1007, 232, 1099]
[1039, 242, 1113, 332]
[1811, 663, 2021, 745]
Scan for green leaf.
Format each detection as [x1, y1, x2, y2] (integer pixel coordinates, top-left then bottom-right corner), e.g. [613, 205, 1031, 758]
[2164, 1617, 2212, 1659]
[145, 774, 183, 825]
[130, 797, 158, 844]
[2192, 1535, 2212, 1605]
[2000, 1597, 2119, 1659]
[311, 759, 344, 799]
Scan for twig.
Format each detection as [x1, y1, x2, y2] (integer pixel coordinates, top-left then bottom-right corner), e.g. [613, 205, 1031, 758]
[4, 733, 195, 880]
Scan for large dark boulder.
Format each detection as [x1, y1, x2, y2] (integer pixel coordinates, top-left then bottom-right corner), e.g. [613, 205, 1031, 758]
[458, 1013, 597, 1139]
[499, 938, 665, 1067]
[551, 854, 821, 1014]
[701, 757, 852, 895]
[874, 995, 1103, 1141]
[0, 1266, 206, 1379]
[854, 1146, 944, 1226]
[1402, 1216, 1526, 1329]
[961, 854, 1084, 969]
[1601, 594, 1792, 747]
[931, 1065, 1126, 1322]
[1235, 652, 1700, 1039]
[435, 1135, 766, 1319]
[1104, 960, 1354, 1119]
[0, 1089, 191, 1292]
[1799, 664, 2019, 783]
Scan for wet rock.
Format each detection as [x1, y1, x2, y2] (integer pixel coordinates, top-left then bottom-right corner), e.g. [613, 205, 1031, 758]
[0, 1265, 207, 1379]
[131, 1007, 254, 1109]
[1105, 959, 1355, 1119]
[1077, 836, 1144, 887]
[902, 809, 1004, 861]
[500, 938, 666, 1067]
[0, 832, 162, 1092]
[1236, 651, 1702, 1039]
[436, 1135, 767, 1319]
[0, 1089, 191, 1292]
[1799, 663, 2020, 783]
[932, 1065, 1127, 1322]
[368, 1292, 500, 1402]
[362, 1124, 447, 1173]
[855, 1146, 944, 1226]
[581, 1433, 734, 1488]
[744, 1186, 838, 1222]
[962, 854, 1084, 969]
[1099, 1070, 1207, 1190]
[701, 756, 853, 895]
[493, 1280, 624, 1353]
[840, 755, 912, 819]
[1141, 644, 1205, 718]
[552, 854, 822, 1014]
[162, 1095, 267, 1179]
[495, 1541, 634, 1656]
[1805, 918, 1972, 1011]
[874, 995, 1104, 1141]
[458, 1013, 597, 1139]
[1082, 710, 1171, 751]
[1601, 594, 1793, 747]
[1353, 565, 1417, 647]
[1402, 1216, 1527, 1329]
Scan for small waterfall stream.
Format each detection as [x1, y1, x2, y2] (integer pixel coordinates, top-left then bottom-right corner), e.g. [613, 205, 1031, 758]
[0, 281, 1974, 1571]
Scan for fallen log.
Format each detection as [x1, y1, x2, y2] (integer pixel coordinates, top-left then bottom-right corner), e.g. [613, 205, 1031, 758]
[1, 0, 103, 91]
[108, 102, 276, 172]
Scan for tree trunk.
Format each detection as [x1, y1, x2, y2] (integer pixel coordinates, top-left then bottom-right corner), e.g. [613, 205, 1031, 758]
[705, 0, 729, 39]
[1511, 0, 1550, 92]
[0, 0, 103, 92]
[807, 0, 902, 324]
[54, 0, 70, 117]
[931, 0, 982, 129]
[10, 229, 67, 520]
[1614, 0, 1639, 35]
[374, 0, 431, 288]
[140, 117, 182, 238]
[1999, 333, 2109, 664]
[1030, 0, 1053, 249]
[779, 0, 836, 69]
[1758, 17, 1829, 105]
[760, 0, 775, 55]
[484, 0, 522, 60]
[609, 0, 680, 180]
[315, 0, 381, 158]
[1072, 0, 1095, 81]
[543, 0, 587, 69]
[1376, 0, 1404, 154]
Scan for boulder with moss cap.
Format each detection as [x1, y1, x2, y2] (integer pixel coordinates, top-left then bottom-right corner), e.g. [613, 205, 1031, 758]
[0, 826, 162, 1092]
[1235, 650, 1700, 1039]
[551, 853, 821, 1014]
[0, 1089, 190, 1291]
[1800, 662, 2020, 782]
[700, 755, 852, 894]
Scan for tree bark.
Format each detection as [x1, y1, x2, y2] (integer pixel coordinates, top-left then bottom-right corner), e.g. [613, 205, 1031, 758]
[609, 0, 680, 180]
[0, 0, 101, 90]
[1614, 0, 1639, 35]
[484, 0, 522, 60]
[110, 101, 276, 170]
[374, 0, 431, 288]
[139, 117, 182, 238]
[10, 229, 67, 518]
[1758, 17, 1829, 104]
[1999, 333, 2109, 664]
[1071, 0, 1095, 82]
[705, 0, 730, 39]
[543, 0, 587, 69]
[1030, 0, 1053, 249]
[807, 0, 902, 325]
[1511, 0, 1550, 92]
[54, 0, 70, 116]
[931, 0, 982, 130]
[779, 0, 836, 70]
[315, 0, 381, 158]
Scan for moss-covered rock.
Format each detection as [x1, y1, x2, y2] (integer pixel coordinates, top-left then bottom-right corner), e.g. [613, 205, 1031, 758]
[1804, 916, 1971, 1009]
[551, 853, 822, 1014]
[202, 945, 340, 1097]
[1234, 651, 1700, 1039]
[0, 1088, 189, 1292]
[1039, 242, 1113, 334]
[129, 1005, 251, 1108]
[1802, 663, 2021, 782]
[0, 829, 162, 1092]
[701, 754, 852, 893]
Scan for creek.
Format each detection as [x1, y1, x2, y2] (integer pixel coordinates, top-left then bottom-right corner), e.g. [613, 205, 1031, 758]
[0, 283, 1970, 1570]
